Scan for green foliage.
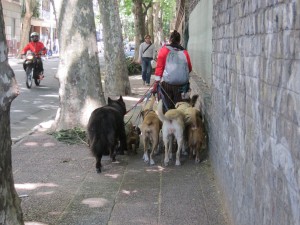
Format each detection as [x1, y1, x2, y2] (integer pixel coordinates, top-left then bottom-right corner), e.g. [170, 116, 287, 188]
[120, 0, 133, 16]
[95, 14, 101, 24]
[160, 0, 176, 37]
[126, 57, 141, 75]
[119, 0, 135, 40]
[49, 127, 88, 145]
[21, 0, 41, 18]
[119, 0, 176, 40]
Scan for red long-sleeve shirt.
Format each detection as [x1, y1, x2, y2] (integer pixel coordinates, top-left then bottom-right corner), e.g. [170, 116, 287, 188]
[154, 45, 192, 81]
[21, 42, 47, 55]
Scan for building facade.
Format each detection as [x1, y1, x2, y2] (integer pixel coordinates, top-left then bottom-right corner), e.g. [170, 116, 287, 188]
[2, 0, 21, 56]
[3, 0, 56, 56]
[31, 0, 56, 52]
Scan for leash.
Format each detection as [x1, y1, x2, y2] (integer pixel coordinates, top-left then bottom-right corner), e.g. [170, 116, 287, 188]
[125, 83, 154, 115]
[125, 104, 140, 125]
[157, 83, 176, 111]
[124, 83, 154, 125]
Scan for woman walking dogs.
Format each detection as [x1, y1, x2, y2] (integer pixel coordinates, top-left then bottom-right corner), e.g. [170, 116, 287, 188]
[138, 35, 156, 86]
[152, 30, 192, 112]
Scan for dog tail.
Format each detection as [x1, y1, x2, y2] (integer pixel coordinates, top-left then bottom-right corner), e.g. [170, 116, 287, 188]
[88, 128, 110, 157]
[190, 95, 199, 107]
[87, 115, 110, 157]
[157, 100, 169, 122]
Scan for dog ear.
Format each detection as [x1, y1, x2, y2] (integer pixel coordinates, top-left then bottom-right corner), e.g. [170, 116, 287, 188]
[119, 96, 123, 101]
[191, 95, 199, 107]
[108, 97, 112, 104]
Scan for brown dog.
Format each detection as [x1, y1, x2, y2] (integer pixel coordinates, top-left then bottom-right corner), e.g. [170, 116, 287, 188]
[175, 95, 199, 154]
[175, 95, 206, 163]
[141, 95, 162, 165]
[186, 109, 206, 163]
[125, 121, 141, 155]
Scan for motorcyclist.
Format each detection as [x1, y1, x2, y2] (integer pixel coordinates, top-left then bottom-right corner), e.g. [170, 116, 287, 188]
[21, 32, 47, 78]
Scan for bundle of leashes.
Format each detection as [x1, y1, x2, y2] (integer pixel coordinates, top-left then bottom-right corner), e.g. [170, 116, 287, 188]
[125, 81, 176, 126]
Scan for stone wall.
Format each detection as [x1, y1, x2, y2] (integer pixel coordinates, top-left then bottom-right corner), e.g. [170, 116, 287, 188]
[208, 0, 300, 224]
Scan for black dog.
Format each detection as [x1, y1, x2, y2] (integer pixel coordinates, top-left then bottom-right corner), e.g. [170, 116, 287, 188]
[87, 96, 127, 173]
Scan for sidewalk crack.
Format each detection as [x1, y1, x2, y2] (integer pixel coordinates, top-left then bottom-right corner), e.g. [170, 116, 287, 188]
[157, 168, 163, 225]
[107, 162, 128, 225]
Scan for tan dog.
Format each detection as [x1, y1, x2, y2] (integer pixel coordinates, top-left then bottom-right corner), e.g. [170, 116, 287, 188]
[175, 95, 199, 154]
[175, 95, 206, 163]
[157, 100, 185, 166]
[175, 95, 199, 125]
[187, 109, 206, 163]
[141, 95, 162, 165]
[125, 121, 141, 155]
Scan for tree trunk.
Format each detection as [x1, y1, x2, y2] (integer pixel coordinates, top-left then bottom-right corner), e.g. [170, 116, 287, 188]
[153, 2, 163, 51]
[98, 0, 131, 95]
[132, 0, 144, 61]
[0, 2, 24, 224]
[147, 5, 153, 40]
[52, 0, 105, 130]
[50, 0, 58, 38]
[17, 0, 35, 58]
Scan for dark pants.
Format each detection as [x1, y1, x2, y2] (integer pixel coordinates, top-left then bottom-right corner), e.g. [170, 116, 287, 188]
[36, 58, 44, 74]
[158, 82, 183, 112]
[141, 57, 152, 84]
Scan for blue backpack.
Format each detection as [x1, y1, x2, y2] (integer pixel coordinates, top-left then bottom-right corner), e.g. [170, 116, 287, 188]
[162, 46, 189, 85]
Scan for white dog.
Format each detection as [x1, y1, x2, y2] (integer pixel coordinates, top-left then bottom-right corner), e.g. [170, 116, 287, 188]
[157, 100, 185, 166]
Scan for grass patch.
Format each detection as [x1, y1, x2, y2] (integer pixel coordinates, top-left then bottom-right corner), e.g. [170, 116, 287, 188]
[49, 127, 88, 145]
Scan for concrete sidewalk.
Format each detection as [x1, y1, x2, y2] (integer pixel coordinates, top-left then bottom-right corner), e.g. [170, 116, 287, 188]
[12, 75, 230, 225]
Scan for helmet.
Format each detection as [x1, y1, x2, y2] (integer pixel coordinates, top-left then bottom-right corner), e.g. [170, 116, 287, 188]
[30, 32, 39, 42]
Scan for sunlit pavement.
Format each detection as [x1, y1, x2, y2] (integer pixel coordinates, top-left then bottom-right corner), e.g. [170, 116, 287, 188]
[11, 75, 229, 225]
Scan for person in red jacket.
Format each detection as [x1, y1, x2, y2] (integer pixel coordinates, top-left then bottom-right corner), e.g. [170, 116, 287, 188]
[21, 32, 47, 77]
[153, 30, 192, 111]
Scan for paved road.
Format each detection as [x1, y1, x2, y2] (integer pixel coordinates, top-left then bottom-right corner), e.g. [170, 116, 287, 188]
[9, 51, 132, 142]
[9, 57, 60, 142]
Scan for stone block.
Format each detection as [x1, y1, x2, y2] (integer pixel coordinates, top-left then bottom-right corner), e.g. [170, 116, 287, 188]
[291, 124, 300, 160]
[282, 2, 296, 30]
[293, 30, 300, 59]
[288, 60, 300, 94]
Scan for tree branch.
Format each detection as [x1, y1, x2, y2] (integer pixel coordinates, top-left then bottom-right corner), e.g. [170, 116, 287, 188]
[142, 2, 152, 17]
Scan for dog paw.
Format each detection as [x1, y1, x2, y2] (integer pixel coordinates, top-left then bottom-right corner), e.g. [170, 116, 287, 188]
[143, 154, 149, 163]
[150, 159, 155, 165]
[175, 160, 181, 166]
[164, 159, 169, 166]
[195, 158, 200, 164]
[96, 168, 102, 173]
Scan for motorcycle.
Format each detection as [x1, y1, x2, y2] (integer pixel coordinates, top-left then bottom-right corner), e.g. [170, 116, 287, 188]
[23, 51, 44, 89]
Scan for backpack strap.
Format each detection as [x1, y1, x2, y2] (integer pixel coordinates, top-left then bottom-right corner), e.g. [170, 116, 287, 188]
[143, 43, 152, 54]
[166, 45, 182, 52]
